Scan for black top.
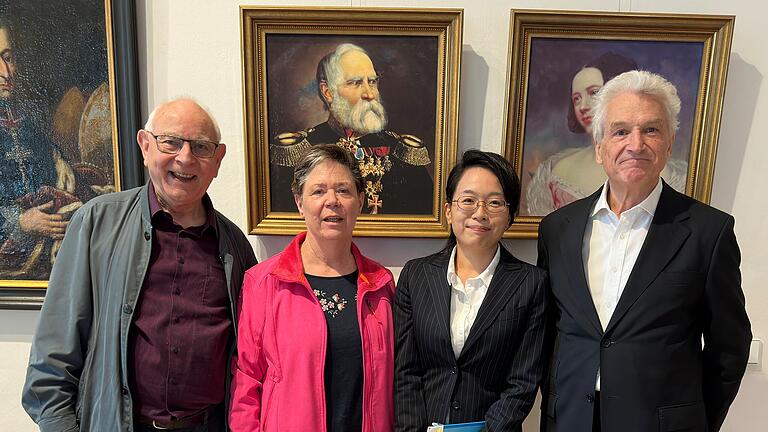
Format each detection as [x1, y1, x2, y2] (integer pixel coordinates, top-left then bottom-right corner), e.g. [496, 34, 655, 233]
[306, 271, 363, 432]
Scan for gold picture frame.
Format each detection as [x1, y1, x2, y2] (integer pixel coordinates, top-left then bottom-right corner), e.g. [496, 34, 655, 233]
[502, 9, 734, 238]
[241, 7, 462, 237]
[0, 0, 143, 309]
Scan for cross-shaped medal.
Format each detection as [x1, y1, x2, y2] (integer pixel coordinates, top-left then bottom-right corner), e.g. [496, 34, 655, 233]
[367, 194, 382, 214]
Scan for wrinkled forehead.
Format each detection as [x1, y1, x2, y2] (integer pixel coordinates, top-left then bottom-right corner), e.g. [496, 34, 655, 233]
[151, 103, 218, 141]
[0, 27, 12, 52]
[339, 50, 377, 78]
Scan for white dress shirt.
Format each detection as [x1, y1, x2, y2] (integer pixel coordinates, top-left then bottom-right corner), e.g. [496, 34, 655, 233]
[583, 179, 662, 390]
[446, 245, 501, 359]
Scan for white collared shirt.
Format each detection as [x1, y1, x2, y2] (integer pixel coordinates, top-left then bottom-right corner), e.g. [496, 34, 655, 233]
[583, 178, 663, 390]
[446, 245, 501, 359]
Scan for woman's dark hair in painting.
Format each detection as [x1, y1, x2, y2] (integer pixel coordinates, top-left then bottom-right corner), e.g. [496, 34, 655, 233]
[291, 143, 364, 197]
[442, 149, 520, 253]
[567, 51, 638, 133]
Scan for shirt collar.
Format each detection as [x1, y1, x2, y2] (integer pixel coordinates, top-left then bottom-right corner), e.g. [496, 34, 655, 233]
[590, 178, 663, 219]
[446, 244, 501, 287]
[147, 182, 217, 235]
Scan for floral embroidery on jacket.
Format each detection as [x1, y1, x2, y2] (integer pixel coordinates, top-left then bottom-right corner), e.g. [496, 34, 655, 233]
[313, 289, 351, 318]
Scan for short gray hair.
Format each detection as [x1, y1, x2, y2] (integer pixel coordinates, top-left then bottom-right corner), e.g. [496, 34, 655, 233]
[592, 70, 681, 143]
[316, 43, 370, 107]
[291, 144, 364, 196]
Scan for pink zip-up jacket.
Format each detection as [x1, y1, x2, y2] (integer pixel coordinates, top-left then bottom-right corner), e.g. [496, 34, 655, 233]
[230, 232, 395, 432]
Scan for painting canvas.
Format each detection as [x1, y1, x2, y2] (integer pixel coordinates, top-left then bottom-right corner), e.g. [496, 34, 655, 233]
[502, 10, 735, 238]
[242, 7, 463, 237]
[0, 0, 142, 307]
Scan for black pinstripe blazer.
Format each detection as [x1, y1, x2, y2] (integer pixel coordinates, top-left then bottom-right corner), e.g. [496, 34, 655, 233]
[394, 246, 549, 431]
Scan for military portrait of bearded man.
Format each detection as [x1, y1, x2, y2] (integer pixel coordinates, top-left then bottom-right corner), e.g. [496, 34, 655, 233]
[267, 41, 437, 216]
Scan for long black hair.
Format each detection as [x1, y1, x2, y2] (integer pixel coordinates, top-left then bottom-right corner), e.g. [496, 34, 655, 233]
[441, 149, 520, 253]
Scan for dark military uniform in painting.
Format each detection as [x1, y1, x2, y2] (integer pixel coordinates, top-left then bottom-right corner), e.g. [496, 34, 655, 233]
[270, 121, 434, 215]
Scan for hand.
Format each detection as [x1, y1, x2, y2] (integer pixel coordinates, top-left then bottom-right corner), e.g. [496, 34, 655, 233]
[53, 149, 76, 193]
[19, 201, 68, 239]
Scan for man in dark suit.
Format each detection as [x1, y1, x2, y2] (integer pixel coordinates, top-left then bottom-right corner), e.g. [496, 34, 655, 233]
[269, 43, 433, 215]
[537, 70, 751, 432]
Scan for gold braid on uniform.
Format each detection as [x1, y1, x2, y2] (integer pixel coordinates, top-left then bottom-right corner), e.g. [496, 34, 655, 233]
[391, 132, 431, 166]
[270, 131, 311, 167]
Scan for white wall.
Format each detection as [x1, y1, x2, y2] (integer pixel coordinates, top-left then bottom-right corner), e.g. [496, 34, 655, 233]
[2, 0, 766, 429]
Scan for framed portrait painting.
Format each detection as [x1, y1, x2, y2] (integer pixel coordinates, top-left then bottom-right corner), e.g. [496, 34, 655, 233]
[0, 0, 142, 309]
[241, 7, 462, 237]
[502, 10, 735, 238]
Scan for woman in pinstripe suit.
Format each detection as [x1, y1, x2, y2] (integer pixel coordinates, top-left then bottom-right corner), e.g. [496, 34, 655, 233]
[394, 150, 548, 431]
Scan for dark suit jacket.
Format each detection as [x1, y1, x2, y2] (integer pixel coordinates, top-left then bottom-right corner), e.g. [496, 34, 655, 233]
[537, 182, 751, 432]
[394, 246, 548, 431]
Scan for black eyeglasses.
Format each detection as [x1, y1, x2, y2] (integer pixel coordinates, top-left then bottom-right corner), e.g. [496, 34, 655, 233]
[145, 131, 219, 158]
[452, 196, 510, 213]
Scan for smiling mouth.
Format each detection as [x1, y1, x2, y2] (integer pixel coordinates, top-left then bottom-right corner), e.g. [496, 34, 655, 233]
[468, 225, 491, 232]
[170, 171, 196, 182]
[323, 216, 344, 222]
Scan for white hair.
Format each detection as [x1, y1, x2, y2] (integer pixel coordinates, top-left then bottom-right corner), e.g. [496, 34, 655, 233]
[591, 70, 681, 143]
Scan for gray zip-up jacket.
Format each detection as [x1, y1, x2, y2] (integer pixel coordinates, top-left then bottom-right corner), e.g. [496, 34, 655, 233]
[22, 184, 257, 432]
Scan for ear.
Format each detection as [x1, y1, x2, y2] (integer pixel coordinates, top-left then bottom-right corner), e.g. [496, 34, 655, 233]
[358, 192, 365, 212]
[137, 130, 151, 166]
[294, 194, 304, 216]
[212, 143, 227, 178]
[594, 137, 604, 165]
[666, 133, 674, 156]
[444, 201, 453, 224]
[319, 81, 333, 105]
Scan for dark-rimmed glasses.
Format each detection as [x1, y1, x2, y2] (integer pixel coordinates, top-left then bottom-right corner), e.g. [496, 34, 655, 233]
[452, 196, 510, 213]
[145, 131, 220, 158]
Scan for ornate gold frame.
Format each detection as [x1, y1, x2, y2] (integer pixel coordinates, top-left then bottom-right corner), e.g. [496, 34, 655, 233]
[502, 9, 735, 238]
[0, 0, 143, 308]
[241, 7, 462, 237]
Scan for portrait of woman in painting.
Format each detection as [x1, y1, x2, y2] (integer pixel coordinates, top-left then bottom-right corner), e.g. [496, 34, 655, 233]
[525, 51, 688, 215]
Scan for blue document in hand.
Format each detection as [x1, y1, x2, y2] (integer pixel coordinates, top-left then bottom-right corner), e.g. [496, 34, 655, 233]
[427, 421, 486, 431]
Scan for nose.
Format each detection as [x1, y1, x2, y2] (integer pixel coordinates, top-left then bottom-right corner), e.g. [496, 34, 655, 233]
[325, 189, 341, 207]
[360, 80, 375, 101]
[471, 201, 489, 220]
[626, 128, 645, 151]
[0, 58, 11, 80]
[175, 141, 196, 162]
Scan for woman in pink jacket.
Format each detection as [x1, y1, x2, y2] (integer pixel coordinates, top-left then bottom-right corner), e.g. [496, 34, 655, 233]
[230, 144, 395, 432]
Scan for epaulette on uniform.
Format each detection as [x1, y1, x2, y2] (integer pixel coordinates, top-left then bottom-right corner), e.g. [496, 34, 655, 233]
[391, 132, 431, 166]
[270, 129, 312, 167]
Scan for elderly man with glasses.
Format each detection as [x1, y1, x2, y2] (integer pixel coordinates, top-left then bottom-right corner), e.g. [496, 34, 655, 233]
[23, 98, 257, 432]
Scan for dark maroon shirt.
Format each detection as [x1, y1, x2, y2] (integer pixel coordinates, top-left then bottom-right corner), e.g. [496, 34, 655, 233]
[128, 184, 230, 423]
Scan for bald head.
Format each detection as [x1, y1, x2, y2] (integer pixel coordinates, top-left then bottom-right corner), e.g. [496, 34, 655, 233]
[145, 98, 221, 143]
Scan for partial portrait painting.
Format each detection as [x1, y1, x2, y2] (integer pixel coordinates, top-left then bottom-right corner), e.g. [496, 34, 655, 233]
[503, 10, 735, 238]
[521, 39, 701, 216]
[242, 8, 463, 237]
[0, 0, 117, 282]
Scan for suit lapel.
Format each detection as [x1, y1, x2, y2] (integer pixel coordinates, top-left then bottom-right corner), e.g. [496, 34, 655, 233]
[460, 248, 526, 356]
[604, 184, 691, 333]
[426, 253, 453, 347]
[558, 190, 604, 335]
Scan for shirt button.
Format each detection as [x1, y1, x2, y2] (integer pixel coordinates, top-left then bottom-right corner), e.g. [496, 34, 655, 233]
[122, 304, 132, 314]
[611, 267, 618, 273]
[169, 377, 176, 385]
[450, 367, 457, 375]
[172, 347, 179, 354]
[144, 231, 150, 241]
[452, 401, 460, 411]
[173, 316, 180, 323]
[586, 394, 594, 403]
[619, 233, 626, 240]
[174, 288, 181, 295]
[601, 338, 613, 348]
